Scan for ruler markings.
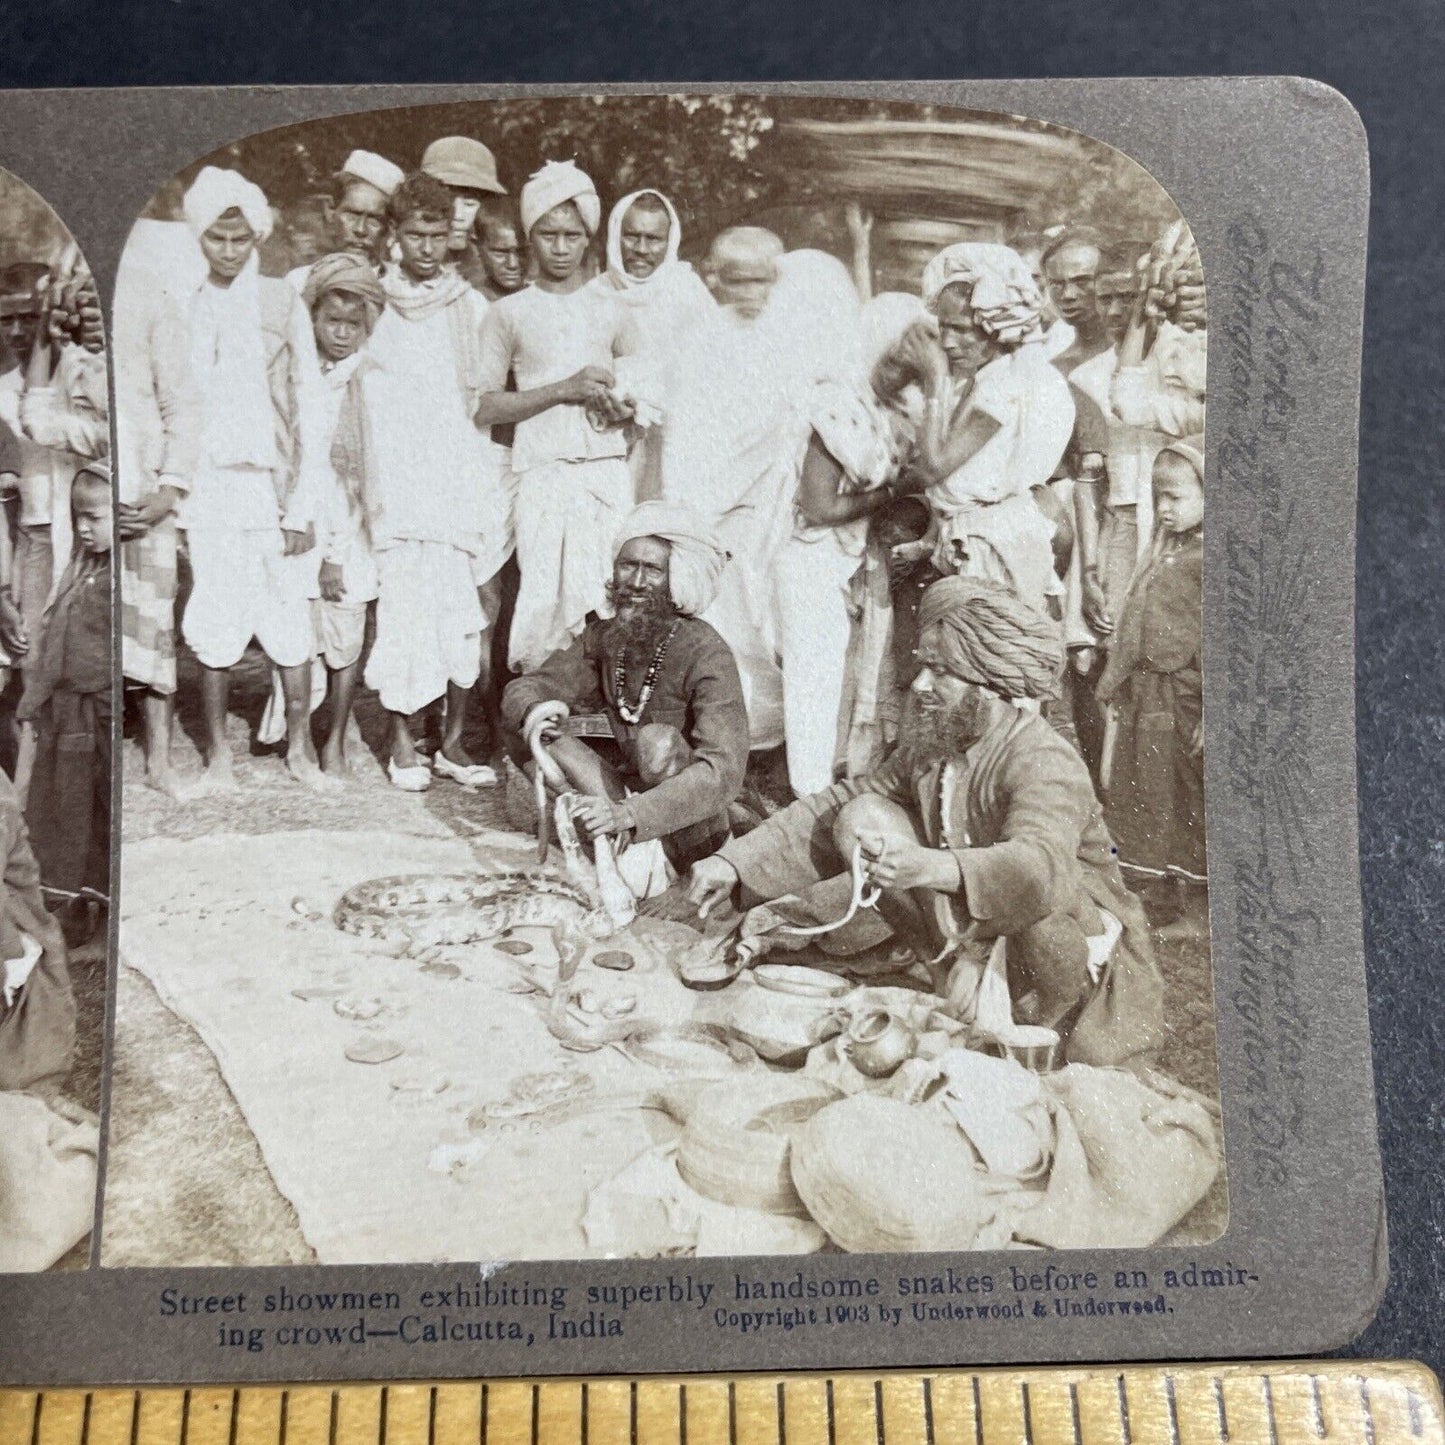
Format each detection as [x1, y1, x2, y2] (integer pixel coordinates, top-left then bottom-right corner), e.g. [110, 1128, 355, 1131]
[34, 1388, 86, 1445]
[8, 1367, 1445, 1445]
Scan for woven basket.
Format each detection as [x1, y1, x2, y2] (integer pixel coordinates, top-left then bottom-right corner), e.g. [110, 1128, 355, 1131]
[678, 1076, 841, 1216]
[790, 1094, 988, 1252]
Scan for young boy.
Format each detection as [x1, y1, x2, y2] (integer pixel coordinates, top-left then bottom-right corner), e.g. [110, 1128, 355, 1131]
[475, 160, 639, 675]
[474, 197, 526, 303]
[302, 254, 384, 775]
[419, 136, 508, 294]
[1097, 438, 1206, 942]
[177, 166, 329, 794]
[336, 173, 510, 790]
[18, 464, 111, 951]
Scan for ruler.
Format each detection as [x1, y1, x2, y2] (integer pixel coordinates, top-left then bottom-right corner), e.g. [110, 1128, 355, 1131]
[1, 1362, 1440, 1445]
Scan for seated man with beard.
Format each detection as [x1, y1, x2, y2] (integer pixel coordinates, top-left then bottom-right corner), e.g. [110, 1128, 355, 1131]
[687, 576, 1165, 1068]
[501, 501, 747, 902]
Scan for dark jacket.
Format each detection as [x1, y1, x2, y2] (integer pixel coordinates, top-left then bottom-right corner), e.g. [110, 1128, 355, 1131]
[502, 614, 749, 846]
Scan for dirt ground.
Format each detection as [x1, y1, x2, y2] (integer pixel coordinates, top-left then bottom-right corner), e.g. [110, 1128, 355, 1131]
[102, 640, 1223, 1264]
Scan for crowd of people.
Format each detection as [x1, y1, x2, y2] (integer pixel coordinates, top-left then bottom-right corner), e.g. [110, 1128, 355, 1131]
[0, 236, 111, 1268]
[119, 130, 1208, 1068]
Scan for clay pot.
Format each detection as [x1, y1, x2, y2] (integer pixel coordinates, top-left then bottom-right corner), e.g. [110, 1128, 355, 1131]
[844, 1008, 916, 1078]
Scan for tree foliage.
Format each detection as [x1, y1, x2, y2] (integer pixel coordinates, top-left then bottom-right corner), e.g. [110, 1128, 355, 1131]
[168, 93, 1185, 259]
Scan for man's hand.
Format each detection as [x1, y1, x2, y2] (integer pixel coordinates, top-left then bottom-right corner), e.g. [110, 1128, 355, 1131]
[281, 524, 316, 558]
[319, 560, 346, 603]
[687, 854, 740, 920]
[1171, 282, 1207, 332]
[116, 484, 182, 539]
[1189, 719, 1204, 758]
[569, 795, 634, 842]
[856, 831, 960, 892]
[0, 594, 27, 659]
[560, 365, 615, 407]
[1080, 572, 1113, 637]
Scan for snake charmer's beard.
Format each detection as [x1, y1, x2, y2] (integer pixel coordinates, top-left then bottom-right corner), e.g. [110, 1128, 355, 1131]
[603, 581, 677, 652]
[897, 686, 991, 771]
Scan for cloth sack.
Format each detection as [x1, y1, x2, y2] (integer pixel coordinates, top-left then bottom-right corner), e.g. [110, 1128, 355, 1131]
[0, 1091, 98, 1270]
[1017, 1063, 1222, 1248]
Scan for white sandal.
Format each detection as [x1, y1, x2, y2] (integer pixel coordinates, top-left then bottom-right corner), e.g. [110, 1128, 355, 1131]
[387, 757, 432, 792]
[432, 754, 499, 789]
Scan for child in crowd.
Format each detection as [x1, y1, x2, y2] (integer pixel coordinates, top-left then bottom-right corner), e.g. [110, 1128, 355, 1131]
[177, 166, 329, 795]
[18, 464, 111, 952]
[1097, 438, 1206, 941]
[336, 173, 509, 791]
[474, 197, 526, 303]
[303, 254, 384, 775]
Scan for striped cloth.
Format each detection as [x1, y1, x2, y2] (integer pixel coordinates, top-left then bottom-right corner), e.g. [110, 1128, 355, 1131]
[120, 517, 179, 694]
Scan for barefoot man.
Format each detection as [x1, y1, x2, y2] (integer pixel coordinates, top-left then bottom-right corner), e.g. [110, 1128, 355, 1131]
[687, 576, 1165, 1068]
[176, 167, 333, 794]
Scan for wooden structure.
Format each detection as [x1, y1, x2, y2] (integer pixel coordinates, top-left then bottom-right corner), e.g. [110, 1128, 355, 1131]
[759, 115, 1090, 295]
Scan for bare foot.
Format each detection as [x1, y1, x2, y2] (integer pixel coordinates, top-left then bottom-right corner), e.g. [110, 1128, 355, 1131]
[1155, 898, 1209, 944]
[182, 758, 238, 799]
[143, 763, 187, 800]
[288, 752, 342, 793]
[70, 934, 109, 965]
[320, 739, 351, 777]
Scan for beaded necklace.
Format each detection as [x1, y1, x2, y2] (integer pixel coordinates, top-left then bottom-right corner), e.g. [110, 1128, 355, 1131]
[613, 621, 679, 726]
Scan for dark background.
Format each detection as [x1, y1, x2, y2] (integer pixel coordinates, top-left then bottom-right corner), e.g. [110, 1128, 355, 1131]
[1, 0, 1438, 1377]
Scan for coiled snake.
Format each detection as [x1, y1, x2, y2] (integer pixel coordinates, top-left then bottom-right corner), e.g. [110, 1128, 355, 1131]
[333, 870, 736, 1059]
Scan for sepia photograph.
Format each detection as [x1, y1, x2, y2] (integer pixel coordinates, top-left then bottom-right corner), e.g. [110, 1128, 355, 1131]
[0, 165, 110, 1272]
[105, 93, 1223, 1267]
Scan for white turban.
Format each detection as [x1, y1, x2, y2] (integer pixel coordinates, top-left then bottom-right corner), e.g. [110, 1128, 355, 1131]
[182, 165, 274, 243]
[519, 160, 602, 237]
[615, 501, 730, 618]
[920, 242, 1043, 346]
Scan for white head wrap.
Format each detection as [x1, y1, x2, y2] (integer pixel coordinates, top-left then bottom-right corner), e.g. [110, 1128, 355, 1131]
[920, 242, 1044, 347]
[605, 189, 681, 290]
[182, 165, 274, 243]
[519, 160, 602, 238]
[338, 149, 405, 200]
[614, 501, 730, 618]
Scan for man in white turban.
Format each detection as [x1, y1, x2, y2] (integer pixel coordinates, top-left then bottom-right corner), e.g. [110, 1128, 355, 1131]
[502, 500, 747, 901]
[175, 166, 335, 796]
[477, 160, 642, 673]
[285, 149, 406, 294]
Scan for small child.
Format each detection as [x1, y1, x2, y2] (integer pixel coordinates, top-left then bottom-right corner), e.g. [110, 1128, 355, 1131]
[18, 463, 112, 951]
[1096, 438, 1206, 941]
[305, 255, 384, 775]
